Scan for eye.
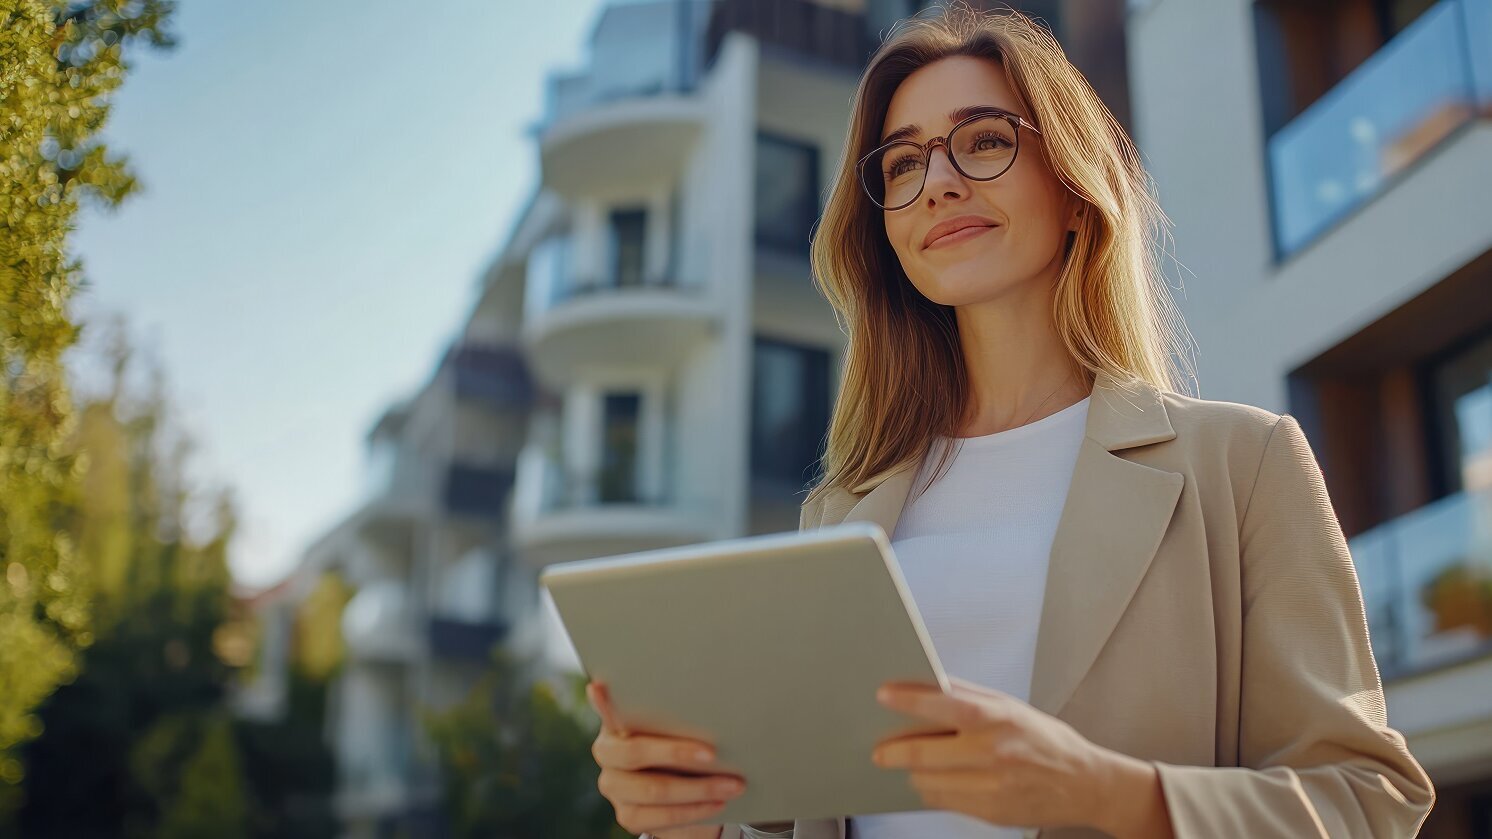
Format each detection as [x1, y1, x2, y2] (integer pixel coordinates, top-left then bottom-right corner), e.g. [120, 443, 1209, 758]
[886, 152, 923, 178]
[969, 130, 1012, 152]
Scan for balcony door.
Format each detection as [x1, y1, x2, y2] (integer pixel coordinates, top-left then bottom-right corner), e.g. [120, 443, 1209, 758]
[598, 391, 642, 503]
[608, 207, 648, 288]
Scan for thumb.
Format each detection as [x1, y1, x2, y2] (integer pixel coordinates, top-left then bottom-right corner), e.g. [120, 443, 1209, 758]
[587, 680, 630, 737]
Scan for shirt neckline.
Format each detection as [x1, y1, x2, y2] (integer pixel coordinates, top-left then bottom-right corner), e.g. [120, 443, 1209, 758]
[940, 395, 1090, 449]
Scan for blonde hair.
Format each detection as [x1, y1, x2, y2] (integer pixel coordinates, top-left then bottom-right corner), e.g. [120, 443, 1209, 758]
[804, 1, 1195, 508]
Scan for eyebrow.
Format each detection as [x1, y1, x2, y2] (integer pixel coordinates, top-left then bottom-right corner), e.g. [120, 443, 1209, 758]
[880, 105, 1020, 145]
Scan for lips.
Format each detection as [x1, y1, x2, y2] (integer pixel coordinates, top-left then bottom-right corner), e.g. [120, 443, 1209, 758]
[923, 215, 1000, 249]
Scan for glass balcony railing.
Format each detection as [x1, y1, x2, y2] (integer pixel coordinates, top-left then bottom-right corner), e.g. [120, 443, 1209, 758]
[441, 462, 513, 519]
[1266, 0, 1491, 258]
[514, 443, 672, 520]
[441, 342, 534, 412]
[524, 255, 698, 324]
[1350, 485, 1492, 679]
[539, 0, 712, 130]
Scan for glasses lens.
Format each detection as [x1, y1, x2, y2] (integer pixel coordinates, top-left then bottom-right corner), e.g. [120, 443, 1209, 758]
[860, 115, 1020, 209]
[950, 115, 1018, 179]
[861, 141, 925, 209]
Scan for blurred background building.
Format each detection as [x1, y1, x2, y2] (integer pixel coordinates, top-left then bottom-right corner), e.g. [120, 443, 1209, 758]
[237, 0, 1492, 836]
[1126, 0, 1492, 835]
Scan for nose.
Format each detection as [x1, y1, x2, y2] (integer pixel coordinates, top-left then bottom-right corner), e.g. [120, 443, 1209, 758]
[920, 142, 966, 203]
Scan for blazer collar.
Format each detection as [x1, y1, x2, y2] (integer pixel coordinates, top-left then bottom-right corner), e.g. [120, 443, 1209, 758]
[826, 368, 1186, 718]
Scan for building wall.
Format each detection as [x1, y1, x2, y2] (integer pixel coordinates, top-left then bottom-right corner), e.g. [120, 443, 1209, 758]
[1126, 0, 1492, 411]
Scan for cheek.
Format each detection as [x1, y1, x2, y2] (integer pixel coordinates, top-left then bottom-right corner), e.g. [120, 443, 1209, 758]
[884, 213, 915, 259]
[991, 183, 1066, 247]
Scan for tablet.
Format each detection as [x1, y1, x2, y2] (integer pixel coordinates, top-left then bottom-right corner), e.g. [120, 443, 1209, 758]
[538, 520, 951, 826]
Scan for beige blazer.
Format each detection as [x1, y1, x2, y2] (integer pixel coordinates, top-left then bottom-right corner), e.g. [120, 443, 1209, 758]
[713, 369, 1434, 839]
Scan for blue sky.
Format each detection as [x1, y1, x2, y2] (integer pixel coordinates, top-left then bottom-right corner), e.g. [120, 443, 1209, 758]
[67, 0, 606, 587]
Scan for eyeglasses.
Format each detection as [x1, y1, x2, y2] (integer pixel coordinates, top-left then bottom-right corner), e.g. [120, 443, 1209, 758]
[857, 107, 1042, 211]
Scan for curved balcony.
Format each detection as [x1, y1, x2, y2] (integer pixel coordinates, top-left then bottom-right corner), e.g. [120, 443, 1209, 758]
[538, 94, 706, 199]
[341, 579, 421, 662]
[520, 276, 718, 388]
[509, 444, 714, 568]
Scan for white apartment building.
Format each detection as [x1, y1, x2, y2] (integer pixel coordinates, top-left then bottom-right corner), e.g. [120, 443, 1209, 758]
[1125, 0, 1492, 834]
[497, 0, 1136, 686]
[493, 0, 879, 678]
[292, 330, 533, 836]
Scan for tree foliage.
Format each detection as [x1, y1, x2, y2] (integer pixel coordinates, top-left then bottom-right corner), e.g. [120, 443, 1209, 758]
[0, 0, 176, 807]
[16, 318, 249, 837]
[422, 646, 634, 839]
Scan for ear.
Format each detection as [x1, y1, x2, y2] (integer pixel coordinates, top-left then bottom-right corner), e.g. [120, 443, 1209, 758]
[1067, 200, 1086, 232]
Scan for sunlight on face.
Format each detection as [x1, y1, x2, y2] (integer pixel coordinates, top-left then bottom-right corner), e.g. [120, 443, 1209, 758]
[879, 55, 1078, 306]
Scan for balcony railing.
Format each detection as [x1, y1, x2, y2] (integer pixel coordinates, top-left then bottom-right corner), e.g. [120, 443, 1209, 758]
[441, 462, 513, 519]
[1266, 0, 1492, 259]
[441, 342, 534, 412]
[539, 0, 710, 130]
[705, 0, 875, 72]
[525, 265, 701, 322]
[515, 443, 672, 519]
[1350, 484, 1492, 679]
[427, 616, 509, 661]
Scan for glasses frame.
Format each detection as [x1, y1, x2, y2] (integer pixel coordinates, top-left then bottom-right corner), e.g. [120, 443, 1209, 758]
[857, 107, 1042, 211]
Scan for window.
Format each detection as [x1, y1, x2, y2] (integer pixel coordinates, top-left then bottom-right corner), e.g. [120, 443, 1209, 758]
[609, 207, 647, 287]
[598, 392, 642, 502]
[751, 336, 831, 491]
[1429, 329, 1492, 496]
[754, 132, 821, 254]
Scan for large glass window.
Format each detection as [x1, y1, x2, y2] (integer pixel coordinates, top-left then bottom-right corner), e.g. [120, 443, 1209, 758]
[751, 337, 831, 492]
[754, 132, 821, 254]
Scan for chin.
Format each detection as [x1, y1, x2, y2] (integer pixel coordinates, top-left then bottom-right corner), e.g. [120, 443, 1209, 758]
[921, 274, 1015, 306]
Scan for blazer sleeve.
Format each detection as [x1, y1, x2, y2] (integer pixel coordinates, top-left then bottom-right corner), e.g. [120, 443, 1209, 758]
[1147, 414, 1436, 837]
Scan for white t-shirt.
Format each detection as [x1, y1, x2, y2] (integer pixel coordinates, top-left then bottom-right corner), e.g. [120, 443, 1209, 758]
[850, 395, 1090, 839]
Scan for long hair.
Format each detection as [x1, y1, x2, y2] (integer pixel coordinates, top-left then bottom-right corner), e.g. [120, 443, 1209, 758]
[803, 1, 1195, 508]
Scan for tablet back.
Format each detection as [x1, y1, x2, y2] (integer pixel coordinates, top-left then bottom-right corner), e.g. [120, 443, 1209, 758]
[540, 521, 950, 825]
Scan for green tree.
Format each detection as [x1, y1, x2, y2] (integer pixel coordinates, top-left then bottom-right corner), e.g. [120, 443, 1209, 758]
[0, 0, 176, 812]
[130, 713, 249, 839]
[423, 646, 633, 839]
[17, 318, 246, 837]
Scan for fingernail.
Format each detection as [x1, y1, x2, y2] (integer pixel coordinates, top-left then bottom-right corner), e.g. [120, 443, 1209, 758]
[695, 748, 713, 761]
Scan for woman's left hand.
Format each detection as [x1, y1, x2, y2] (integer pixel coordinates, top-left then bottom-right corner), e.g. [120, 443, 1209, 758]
[871, 675, 1121, 832]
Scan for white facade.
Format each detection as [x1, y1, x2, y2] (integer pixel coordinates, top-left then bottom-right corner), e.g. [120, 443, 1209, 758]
[490, 5, 871, 688]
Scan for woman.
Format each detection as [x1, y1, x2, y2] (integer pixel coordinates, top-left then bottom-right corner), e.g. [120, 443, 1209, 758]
[587, 4, 1435, 837]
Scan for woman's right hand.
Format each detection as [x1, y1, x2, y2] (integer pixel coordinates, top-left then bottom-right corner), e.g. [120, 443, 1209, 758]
[586, 679, 747, 839]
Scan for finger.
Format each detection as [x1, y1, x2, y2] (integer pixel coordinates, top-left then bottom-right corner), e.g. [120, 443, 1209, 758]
[873, 731, 989, 770]
[594, 731, 721, 773]
[907, 767, 1003, 793]
[600, 766, 746, 807]
[589, 680, 629, 737]
[615, 799, 730, 835]
[877, 682, 994, 729]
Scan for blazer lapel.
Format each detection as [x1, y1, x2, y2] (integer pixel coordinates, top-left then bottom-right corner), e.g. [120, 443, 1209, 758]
[833, 369, 1184, 719]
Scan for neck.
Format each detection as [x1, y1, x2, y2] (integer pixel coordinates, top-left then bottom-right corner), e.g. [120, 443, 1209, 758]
[953, 277, 1092, 437]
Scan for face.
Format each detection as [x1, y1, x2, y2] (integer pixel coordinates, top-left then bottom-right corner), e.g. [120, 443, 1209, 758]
[877, 55, 1081, 306]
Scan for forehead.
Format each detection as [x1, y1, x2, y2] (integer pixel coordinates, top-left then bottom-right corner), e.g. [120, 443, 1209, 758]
[881, 55, 1023, 140]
